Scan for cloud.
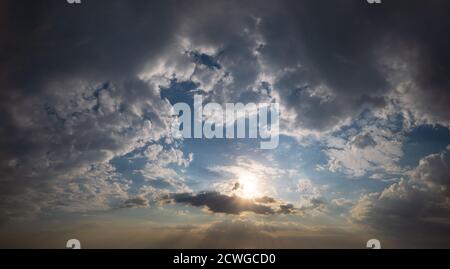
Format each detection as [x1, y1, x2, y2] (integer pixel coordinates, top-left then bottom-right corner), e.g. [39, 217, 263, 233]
[265, 1, 450, 133]
[0, 162, 131, 222]
[0, 77, 182, 220]
[351, 146, 450, 246]
[0, 0, 197, 221]
[168, 192, 274, 215]
[166, 191, 307, 216]
[378, 23, 450, 128]
[255, 196, 277, 204]
[0, 0, 183, 93]
[294, 178, 326, 212]
[1, 0, 450, 250]
[2, 0, 450, 142]
[352, 133, 377, 149]
[332, 198, 354, 208]
[0, 0, 274, 221]
[120, 196, 149, 209]
[138, 145, 193, 192]
[320, 123, 404, 177]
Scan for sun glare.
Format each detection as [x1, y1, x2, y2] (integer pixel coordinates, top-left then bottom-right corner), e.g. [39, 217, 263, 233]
[238, 172, 259, 199]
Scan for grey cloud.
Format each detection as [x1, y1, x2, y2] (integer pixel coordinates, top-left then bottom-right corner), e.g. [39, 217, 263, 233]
[0, 0, 183, 94]
[261, 1, 450, 131]
[120, 196, 149, 209]
[255, 196, 277, 204]
[323, 124, 404, 177]
[299, 197, 326, 212]
[159, 0, 450, 133]
[352, 133, 377, 149]
[0, 162, 130, 222]
[279, 203, 295, 214]
[0, 0, 191, 221]
[2, 0, 450, 134]
[0, 78, 176, 221]
[231, 182, 240, 191]
[167, 192, 301, 216]
[351, 147, 450, 247]
[0, 78, 173, 175]
[3, 0, 449, 155]
[169, 192, 276, 215]
[188, 51, 222, 70]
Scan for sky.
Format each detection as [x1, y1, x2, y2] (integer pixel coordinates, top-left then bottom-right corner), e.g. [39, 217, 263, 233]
[1, 0, 450, 248]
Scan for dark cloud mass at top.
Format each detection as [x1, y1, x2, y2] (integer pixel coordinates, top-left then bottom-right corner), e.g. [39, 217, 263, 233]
[1, 0, 450, 248]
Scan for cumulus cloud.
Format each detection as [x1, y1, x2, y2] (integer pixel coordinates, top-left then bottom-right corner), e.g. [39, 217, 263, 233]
[351, 146, 450, 246]
[0, 1, 193, 221]
[0, 1, 204, 222]
[267, 1, 450, 133]
[0, 76, 180, 220]
[378, 29, 450, 128]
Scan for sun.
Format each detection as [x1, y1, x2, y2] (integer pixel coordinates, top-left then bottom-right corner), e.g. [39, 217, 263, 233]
[238, 172, 259, 199]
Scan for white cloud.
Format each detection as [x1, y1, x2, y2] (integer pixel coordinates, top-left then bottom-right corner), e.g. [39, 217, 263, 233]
[321, 125, 404, 177]
[332, 198, 354, 207]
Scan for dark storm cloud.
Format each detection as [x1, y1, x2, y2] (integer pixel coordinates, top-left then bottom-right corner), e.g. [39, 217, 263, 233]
[167, 192, 300, 215]
[0, 0, 182, 93]
[2, 0, 450, 129]
[258, 0, 450, 130]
